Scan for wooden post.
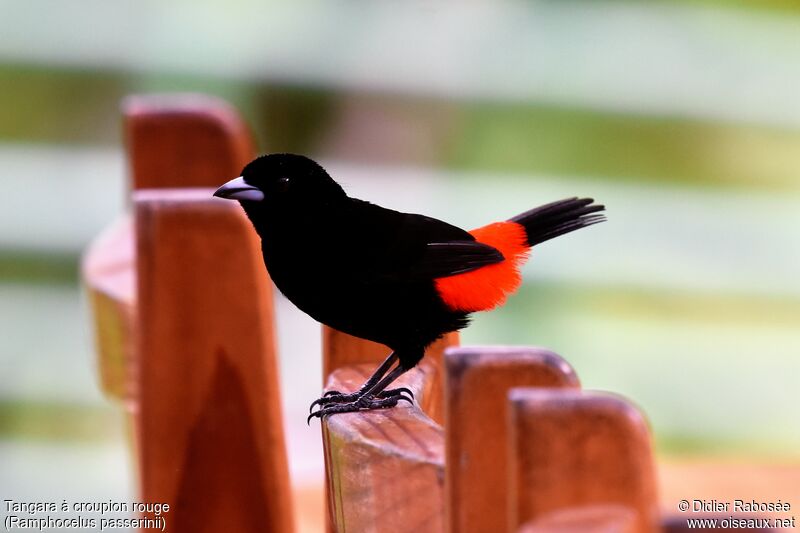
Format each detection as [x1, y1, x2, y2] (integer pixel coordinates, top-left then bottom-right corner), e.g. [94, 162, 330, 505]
[83, 96, 305, 531]
[84, 94, 257, 405]
[507, 389, 660, 533]
[321, 328, 458, 533]
[322, 366, 445, 533]
[444, 346, 581, 533]
[134, 189, 293, 532]
[123, 93, 255, 190]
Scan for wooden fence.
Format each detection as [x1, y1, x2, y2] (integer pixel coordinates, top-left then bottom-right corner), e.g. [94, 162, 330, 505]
[83, 94, 774, 532]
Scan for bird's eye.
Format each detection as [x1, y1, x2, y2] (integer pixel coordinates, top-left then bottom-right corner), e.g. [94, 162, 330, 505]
[276, 176, 291, 192]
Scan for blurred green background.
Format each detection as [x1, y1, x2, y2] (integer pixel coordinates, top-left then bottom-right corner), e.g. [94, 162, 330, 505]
[1, 0, 799, 510]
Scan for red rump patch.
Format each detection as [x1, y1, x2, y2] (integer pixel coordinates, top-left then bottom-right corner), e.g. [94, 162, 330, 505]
[434, 221, 530, 312]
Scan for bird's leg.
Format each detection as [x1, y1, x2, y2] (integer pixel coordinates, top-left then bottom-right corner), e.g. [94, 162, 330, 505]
[322, 350, 398, 398]
[309, 351, 413, 412]
[308, 364, 413, 422]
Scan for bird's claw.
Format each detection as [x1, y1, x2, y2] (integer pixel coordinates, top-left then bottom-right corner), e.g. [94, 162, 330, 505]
[384, 387, 414, 400]
[307, 393, 413, 424]
[309, 391, 360, 413]
[308, 387, 415, 414]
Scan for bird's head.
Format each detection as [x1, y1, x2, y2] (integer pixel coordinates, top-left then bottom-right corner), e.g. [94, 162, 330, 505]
[213, 153, 346, 211]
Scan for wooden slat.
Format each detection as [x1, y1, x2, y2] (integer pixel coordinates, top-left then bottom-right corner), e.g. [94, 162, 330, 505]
[123, 93, 254, 190]
[444, 346, 581, 533]
[135, 189, 293, 532]
[507, 389, 659, 533]
[84, 94, 257, 403]
[321, 329, 458, 533]
[322, 362, 445, 533]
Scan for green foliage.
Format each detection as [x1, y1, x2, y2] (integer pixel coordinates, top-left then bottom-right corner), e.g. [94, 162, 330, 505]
[0, 400, 123, 443]
[0, 251, 78, 284]
[449, 103, 800, 190]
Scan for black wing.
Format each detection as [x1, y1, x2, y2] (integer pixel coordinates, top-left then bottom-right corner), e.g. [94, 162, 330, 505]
[409, 241, 504, 278]
[341, 202, 504, 282]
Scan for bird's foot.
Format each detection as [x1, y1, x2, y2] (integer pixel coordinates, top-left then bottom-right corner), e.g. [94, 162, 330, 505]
[308, 387, 414, 413]
[307, 389, 414, 423]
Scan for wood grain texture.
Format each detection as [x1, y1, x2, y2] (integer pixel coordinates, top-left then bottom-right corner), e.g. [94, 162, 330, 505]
[322, 363, 445, 533]
[135, 189, 293, 532]
[444, 346, 580, 533]
[123, 93, 254, 190]
[507, 389, 659, 533]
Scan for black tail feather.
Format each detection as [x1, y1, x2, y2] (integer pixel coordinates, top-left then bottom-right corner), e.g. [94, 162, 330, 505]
[510, 198, 606, 246]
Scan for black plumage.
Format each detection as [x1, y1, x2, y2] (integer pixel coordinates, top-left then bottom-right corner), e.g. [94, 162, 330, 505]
[214, 153, 605, 420]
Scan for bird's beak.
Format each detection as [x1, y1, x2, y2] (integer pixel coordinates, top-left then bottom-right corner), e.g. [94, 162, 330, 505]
[213, 177, 265, 202]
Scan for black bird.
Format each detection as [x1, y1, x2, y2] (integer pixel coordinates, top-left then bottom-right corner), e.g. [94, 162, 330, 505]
[213, 154, 605, 421]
